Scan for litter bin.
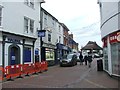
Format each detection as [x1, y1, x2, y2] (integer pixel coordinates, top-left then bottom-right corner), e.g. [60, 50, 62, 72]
[97, 59, 103, 71]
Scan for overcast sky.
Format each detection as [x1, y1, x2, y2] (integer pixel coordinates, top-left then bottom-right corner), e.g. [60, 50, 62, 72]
[42, 0, 102, 49]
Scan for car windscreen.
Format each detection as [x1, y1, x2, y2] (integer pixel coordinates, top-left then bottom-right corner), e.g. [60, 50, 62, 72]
[67, 54, 73, 59]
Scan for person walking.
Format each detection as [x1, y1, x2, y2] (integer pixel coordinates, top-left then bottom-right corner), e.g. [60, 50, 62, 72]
[84, 55, 88, 65]
[87, 54, 92, 68]
[79, 52, 83, 65]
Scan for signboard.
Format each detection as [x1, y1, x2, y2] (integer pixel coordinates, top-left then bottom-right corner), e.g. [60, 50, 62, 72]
[38, 30, 46, 37]
[109, 31, 120, 44]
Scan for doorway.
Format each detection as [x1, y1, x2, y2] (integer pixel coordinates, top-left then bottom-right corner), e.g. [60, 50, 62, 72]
[9, 45, 20, 65]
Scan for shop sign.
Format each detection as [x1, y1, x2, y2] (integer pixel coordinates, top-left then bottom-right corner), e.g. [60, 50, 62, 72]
[8, 38, 21, 44]
[102, 37, 107, 47]
[109, 31, 120, 44]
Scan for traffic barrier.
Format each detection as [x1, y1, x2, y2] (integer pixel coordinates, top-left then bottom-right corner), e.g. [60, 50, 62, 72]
[0, 66, 4, 81]
[5, 64, 23, 80]
[22, 63, 35, 76]
[34, 62, 42, 73]
[41, 61, 48, 72]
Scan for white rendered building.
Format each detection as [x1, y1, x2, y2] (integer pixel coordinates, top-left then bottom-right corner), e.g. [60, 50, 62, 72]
[0, 0, 44, 67]
[98, 0, 120, 77]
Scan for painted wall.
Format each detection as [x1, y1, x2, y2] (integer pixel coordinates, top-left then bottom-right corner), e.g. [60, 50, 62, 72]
[2, 1, 39, 38]
[100, 2, 119, 38]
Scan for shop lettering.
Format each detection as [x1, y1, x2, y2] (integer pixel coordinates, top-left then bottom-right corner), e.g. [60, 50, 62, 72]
[8, 38, 21, 43]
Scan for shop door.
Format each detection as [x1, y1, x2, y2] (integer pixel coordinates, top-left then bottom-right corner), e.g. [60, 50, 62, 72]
[10, 46, 20, 65]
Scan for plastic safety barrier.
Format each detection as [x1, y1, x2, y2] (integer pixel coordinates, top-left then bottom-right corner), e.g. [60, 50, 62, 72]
[41, 61, 48, 72]
[0, 67, 4, 81]
[22, 63, 35, 76]
[5, 64, 23, 80]
[34, 62, 42, 73]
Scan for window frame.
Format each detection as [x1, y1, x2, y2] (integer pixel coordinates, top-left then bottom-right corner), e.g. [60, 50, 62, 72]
[24, 17, 34, 34]
[0, 7, 2, 26]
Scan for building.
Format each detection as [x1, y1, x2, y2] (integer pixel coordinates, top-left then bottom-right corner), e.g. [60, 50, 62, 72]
[68, 34, 79, 52]
[41, 8, 64, 66]
[0, 0, 44, 67]
[98, 0, 120, 77]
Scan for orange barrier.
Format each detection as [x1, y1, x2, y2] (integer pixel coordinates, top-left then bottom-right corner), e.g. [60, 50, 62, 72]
[34, 62, 42, 73]
[0, 66, 4, 81]
[3, 61, 48, 80]
[5, 64, 23, 80]
[22, 63, 35, 76]
[41, 61, 48, 72]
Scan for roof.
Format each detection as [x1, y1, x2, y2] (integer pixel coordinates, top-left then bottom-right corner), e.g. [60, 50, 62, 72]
[81, 41, 103, 50]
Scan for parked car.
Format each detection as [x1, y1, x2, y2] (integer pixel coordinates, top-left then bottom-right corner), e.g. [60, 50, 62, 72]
[94, 54, 100, 58]
[59, 54, 77, 67]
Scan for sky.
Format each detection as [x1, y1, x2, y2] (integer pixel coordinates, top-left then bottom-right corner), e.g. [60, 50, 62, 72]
[42, 0, 103, 49]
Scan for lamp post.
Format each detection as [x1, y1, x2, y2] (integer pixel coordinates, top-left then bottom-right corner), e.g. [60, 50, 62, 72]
[39, 0, 45, 62]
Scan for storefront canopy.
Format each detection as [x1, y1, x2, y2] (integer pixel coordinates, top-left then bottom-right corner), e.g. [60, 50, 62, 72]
[81, 41, 103, 50]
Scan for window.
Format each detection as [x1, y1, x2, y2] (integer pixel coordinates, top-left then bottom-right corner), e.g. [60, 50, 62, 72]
[24, 17, 34, 34]
[23, 47, 32, 62]
[30, 19, 34, 33]
[59, 25, 61, 32]
[111, 43, 120, 75]
[44, 13, 47, 26]
[24, 0, 29, 5]
[24, 17, 29, 33]
[30, 0, 34, 8]
[103, 47, 108, 71]
[24, 0, 34, 8]
[59, 36, 61, 43]
[48, 33, 51, 42]
[0, 8, 2, 26]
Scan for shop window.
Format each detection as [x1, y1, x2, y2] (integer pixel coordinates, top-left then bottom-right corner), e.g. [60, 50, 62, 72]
[103, 47, 108, 71]
[46, 48, 55, 61]
[23, 47, 31, 62]
[111, 43, 120, 75]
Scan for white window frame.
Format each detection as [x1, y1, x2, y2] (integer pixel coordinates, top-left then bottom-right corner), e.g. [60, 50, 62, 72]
[0, 7, 2, 26]
[24, 0, 34, 8]
[24, 17, 34, 34]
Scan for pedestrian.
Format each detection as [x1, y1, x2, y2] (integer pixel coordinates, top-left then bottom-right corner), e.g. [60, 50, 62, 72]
[87, 53, 92, 68]
[84, 55, 88, 65]
[79, 52, 83, 65]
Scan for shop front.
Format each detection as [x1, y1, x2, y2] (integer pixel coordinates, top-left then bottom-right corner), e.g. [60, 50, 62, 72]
[56, 43, 71, 64]
[42, 42, 56, 66]
[102, 30, 120, 77]
[2, 32, 36, 67]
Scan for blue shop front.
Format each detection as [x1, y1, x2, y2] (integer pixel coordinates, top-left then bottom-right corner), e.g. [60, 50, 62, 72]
[55, 43, 72, 64]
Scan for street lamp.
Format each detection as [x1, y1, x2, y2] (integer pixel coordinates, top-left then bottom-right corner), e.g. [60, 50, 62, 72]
[39, 0, 45, 62]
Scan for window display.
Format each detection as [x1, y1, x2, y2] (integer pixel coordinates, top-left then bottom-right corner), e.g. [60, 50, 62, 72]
[46, 48, 55, 61]
[103, 47, 108, 71]
[111, 43, 120, 75]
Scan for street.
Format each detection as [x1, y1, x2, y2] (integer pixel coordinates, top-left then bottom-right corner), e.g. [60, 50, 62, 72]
[2, 58, 119, 88]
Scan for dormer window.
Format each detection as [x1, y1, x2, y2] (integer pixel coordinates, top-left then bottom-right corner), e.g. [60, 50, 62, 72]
[24, 0, 34, 8]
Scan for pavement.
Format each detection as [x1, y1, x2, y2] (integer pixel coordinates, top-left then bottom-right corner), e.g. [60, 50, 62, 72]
[1, 58, 120, 89]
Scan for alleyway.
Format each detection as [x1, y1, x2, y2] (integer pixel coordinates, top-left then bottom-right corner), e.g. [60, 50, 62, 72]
[2, 58, 119, 88]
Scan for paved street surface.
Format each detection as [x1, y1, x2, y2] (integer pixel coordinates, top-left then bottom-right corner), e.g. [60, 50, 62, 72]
[2, 58, 119, 88]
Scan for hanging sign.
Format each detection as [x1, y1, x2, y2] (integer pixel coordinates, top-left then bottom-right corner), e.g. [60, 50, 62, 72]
[38, 30, 46, 37]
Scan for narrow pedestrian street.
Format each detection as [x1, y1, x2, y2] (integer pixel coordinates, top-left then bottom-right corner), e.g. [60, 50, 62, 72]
[2, 58, 119, 88]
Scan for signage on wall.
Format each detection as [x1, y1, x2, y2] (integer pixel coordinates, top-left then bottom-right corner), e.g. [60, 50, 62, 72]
[109, 31, 120, 44]
[8, 38, 21, 44]
[38, 30, 46, 37]
[102, 37, 107, 47]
